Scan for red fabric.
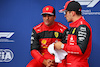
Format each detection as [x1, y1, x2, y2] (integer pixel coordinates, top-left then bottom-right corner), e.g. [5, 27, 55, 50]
[59, 1, 71, 12]
[63, 34, 83, 55]
[26, 59, 45, 67]
[33, 22, 68, 61]
[31, 50, 45, 63]
[42, 6, 54, 13]
[34, 22, 67, 33]
[64, 17, 92, 67]
[27, 22, 68, 67]
[33, 22, 68, 58]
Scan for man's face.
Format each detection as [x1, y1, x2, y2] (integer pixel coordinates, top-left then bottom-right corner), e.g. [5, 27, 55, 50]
[42, 14, 56, 26]
[64, 11, 72, 22]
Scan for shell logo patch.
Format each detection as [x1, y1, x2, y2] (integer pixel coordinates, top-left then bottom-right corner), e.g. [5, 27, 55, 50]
[54, 32, 59, 38]
[41, 39, 47, 44]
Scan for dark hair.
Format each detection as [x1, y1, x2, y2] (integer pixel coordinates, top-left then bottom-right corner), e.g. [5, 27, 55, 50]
[75, 11, 82, 15]
[69, 10, 82, 16]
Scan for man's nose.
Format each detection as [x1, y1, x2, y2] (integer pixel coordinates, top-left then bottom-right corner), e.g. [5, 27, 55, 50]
[46, 15, 49, 19]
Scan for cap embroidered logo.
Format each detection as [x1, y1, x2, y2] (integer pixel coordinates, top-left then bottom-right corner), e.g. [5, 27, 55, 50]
[46, 7, 49, 11]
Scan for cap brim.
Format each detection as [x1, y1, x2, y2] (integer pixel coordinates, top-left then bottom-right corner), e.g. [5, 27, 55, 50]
[41, 12, 54, 15]
[59, 9, 67, 14]
[59, 9, 67, 12]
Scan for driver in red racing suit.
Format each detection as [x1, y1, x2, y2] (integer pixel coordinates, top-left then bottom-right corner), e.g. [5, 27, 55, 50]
[54, 1, 92, 67]
[26, 6, 69, 67]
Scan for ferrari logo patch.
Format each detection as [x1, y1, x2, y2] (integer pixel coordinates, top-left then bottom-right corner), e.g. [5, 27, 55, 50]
[41, 39, 47, 44]
[46, 7, 49, 11]
[54, 32, 59, 38]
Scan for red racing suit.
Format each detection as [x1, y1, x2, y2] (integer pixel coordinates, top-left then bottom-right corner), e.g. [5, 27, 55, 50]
[63, 17, 92, 67]
[27, 22, 69, 67]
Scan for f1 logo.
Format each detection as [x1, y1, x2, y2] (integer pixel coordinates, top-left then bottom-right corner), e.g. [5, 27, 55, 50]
[71, 0, 100, 7]
[0, 32, 14, 38]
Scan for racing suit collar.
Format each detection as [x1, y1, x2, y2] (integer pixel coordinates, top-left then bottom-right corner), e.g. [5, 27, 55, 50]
[43, 21, 56, 29]
[69, 16, 83, 27]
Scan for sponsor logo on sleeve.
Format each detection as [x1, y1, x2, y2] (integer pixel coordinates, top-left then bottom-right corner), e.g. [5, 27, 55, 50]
[78, 27, 87, 41]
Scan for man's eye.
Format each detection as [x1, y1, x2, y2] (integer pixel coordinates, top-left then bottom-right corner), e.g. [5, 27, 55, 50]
[43, 15, 46, 17]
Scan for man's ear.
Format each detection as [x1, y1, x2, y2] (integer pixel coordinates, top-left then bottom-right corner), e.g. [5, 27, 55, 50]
[72, 11, 76, 16]
[54, 16, 56, 20]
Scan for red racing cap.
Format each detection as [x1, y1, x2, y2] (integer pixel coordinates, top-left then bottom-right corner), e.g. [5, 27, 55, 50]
[59, 1, 82, 13]
[41, 6, 55, 16]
